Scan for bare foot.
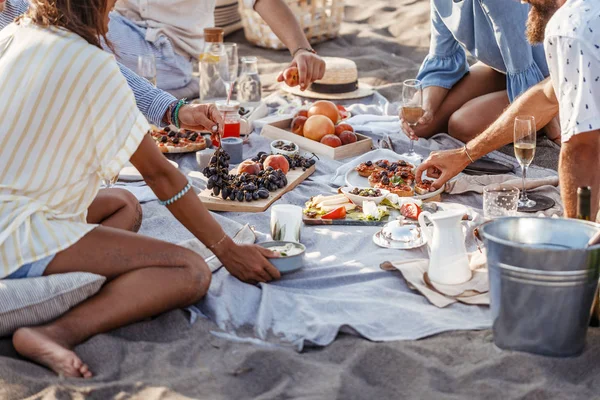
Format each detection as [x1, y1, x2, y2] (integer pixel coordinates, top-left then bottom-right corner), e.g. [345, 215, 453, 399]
[13, 327, 93, 378]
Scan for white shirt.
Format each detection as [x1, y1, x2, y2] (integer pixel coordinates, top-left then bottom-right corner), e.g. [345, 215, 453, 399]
[115, 0, 257, 58]
[545, 0, 600, 142]
[0, 20, 149, 277]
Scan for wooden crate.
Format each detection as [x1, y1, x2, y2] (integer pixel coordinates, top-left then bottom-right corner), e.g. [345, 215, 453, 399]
[261, 117, 373, 160]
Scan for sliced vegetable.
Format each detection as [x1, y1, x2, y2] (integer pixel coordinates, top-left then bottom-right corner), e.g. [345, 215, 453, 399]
[400, 203, 422, 220]
[322, 206, 347, 220]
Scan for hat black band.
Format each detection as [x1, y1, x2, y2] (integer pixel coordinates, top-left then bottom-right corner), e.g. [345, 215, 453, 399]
[308, 81, 359, 94]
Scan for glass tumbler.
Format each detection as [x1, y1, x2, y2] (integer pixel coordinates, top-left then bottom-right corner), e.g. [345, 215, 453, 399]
[483, 185, 520, 220]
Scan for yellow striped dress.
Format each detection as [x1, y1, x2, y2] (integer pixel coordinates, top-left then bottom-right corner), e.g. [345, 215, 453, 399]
[0, 19, 149, 278]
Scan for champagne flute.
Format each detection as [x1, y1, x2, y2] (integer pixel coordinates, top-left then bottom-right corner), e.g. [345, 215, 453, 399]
[219, 43, 239, 104]
[138, 54, 157, 87]
[400, 79, 423, 161]
[514, 116, 537, 209]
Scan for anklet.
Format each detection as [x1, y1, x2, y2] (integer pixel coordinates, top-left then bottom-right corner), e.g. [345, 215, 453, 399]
[159, 180, 192, 206]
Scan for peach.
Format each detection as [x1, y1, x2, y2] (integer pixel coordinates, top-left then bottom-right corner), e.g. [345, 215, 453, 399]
[295, 109, 309, 118]
[283, 67, 299, 87]
[335, 123, 354, 136]
[291, 116, 307, 136]
[303, 115, 335, 142]
[339, 131, 357, 145]
[308, 100, 340, 125]
[320, 134, 342, 148]
[264, 155, 290, 175]
[237, 160, 261, 176]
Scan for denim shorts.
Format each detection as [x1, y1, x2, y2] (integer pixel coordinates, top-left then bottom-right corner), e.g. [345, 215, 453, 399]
[4, 255, 55, 280]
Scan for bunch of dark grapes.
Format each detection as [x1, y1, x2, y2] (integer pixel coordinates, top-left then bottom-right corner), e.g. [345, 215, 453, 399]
[250, 151, 317, 171]
[202, 148, 289, 202]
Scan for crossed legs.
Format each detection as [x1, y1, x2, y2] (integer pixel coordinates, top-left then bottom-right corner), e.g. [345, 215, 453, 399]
[12, 189, 211, 378]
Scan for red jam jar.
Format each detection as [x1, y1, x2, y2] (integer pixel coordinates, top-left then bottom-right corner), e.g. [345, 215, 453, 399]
[216, 100, 241, 142]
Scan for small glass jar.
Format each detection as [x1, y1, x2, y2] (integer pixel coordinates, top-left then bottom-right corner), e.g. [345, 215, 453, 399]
[237, 56, 262, 104]
[215, 100, 241, 147]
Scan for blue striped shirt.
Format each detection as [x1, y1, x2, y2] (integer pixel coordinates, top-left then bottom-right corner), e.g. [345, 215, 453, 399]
[1, 0, 175, 126]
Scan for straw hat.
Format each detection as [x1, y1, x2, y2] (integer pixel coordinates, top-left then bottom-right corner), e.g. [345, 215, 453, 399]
[282, 57, 374, 100]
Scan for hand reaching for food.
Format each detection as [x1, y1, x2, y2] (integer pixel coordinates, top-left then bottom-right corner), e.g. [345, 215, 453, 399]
[178, 103, 224, 143]
[278, 50, 326, 90]
[415, 148, 471, 191]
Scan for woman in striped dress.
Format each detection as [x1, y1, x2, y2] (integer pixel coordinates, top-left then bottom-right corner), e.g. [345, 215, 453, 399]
[0, 0, 280, 378]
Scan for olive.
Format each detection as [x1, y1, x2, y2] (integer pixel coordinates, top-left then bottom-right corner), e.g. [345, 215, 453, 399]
[365, 161, 372, 167]
[400, 172, 409, 179]
[380, 171, 387, 177]
[382, 176, 390, 185]
[168, 131, 176, 138]
[164, 126, 171, 132]
[160, 136, 168, 143]
[189, 133, 198, 141]
[172, 138, 179, 144]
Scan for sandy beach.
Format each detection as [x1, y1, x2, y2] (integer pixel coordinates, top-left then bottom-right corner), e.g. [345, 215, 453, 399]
[0, 1, 574, 399]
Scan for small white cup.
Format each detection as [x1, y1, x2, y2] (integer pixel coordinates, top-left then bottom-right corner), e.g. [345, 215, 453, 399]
[196, 148, 215, 171]
[270, 205, 303, 243]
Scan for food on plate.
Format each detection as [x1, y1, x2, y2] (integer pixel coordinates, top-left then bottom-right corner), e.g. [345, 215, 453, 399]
[394, 170, 415, 186]
[283, 67, 300, 87]
[303, 115, 335, 142]
[150, 127, 207, 153]
[273, 140, 298, 152]
[320, 134, 342, 148]
[263, 155, 290, 175]
[339, 131, 357, 145]
[400, 203, 422, 220]
[291, 116, 307, 136]
[415, 179, 434, 195]
[295, 109, 309, 118]
[335, 123, 353, 136]
[270, 242, 304, 257]
[350, 188, 383, 197]
[204, 148, 287, 202]
[337, 104, 349, 120]
[251, 152, 317, 172]
[322, 206, 347, 220]
[308, 100, 340, 124]
[355, 160, 382, 177]
[305, 194, 356, 215]
[237, 159, 262, 176]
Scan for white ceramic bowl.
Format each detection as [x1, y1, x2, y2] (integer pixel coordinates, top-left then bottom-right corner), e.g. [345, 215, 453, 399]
[340, 187, 390, 207]
[270, 140, 299, 157]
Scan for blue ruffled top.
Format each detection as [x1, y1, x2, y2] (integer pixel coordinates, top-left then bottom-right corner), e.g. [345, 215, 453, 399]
[416, 0, 549, 102]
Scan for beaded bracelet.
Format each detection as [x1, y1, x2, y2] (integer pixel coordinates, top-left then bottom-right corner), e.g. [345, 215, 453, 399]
[165, 100, 179, 126]
[159, 180, 192, 206]
[172, 98, 188, 129]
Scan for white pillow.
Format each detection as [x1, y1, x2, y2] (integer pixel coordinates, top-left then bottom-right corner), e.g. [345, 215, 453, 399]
[0, 273, 105, 337]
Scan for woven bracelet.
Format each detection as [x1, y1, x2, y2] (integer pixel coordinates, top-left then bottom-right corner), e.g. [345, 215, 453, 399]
[159, 180, 192, 206]
[173, 98, 188, 129]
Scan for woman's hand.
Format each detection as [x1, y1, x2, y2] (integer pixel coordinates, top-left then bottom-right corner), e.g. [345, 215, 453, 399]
[214, 239, 281, 283]
[178, 103, 224, 142]
[401, 108, 434, 140]
[415, 147, 471, 190]
[277, 51, 326, 90]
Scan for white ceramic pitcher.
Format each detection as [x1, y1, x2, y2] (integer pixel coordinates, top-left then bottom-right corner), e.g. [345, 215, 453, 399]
[418, 206, 472, 285]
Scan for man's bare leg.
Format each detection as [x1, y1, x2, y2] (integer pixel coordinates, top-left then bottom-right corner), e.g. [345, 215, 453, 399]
[13, 227, 211, 378]
[414, 62, 507, 138]
[87, 188, 143, 232]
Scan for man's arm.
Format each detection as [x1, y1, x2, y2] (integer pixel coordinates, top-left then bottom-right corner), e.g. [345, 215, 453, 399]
[116, 63, 175, 127]
[559, 131, 600, 218]
[416, 78, 559, 188]
[253, 0, 325, 89]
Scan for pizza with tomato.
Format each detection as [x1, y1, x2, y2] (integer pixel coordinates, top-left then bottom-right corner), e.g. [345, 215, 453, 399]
[151, 126, 207, 153]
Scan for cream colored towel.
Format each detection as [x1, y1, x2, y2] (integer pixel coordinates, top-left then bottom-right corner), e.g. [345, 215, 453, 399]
[446, 174, 559, 195]
[179, 224, 256, 272]
[381, 251, 489, 308]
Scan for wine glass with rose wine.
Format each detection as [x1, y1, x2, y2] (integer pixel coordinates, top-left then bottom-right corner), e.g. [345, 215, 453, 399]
[400, 79, 423, 161]
[513, 115, 555, 212]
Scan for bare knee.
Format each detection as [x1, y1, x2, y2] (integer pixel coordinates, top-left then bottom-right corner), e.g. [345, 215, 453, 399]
[177, 249, 212, 307]
[447, 110, 475, 143]
[114, 189, 143, 232]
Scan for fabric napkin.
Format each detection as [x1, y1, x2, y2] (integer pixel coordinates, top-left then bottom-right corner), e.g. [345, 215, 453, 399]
[445, 173, 559, 195]
[179, 224, 256, 272]
[381, 251, 489, 308]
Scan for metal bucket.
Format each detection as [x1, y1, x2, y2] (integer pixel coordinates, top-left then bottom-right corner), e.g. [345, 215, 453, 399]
[480, 217, 600, 357]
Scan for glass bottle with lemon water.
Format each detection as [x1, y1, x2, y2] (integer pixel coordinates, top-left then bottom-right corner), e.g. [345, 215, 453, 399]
[199, 28, 227, 103]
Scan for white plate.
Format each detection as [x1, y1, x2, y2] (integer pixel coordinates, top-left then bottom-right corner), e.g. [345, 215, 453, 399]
[344, 155, 444, 201]
[119, 160, 179, 182]
[340, 187, 390, 207]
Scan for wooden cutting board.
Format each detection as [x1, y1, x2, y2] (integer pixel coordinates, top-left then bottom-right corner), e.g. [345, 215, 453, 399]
[198, 165, 316, 212]
[303, 214, 390, 226]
